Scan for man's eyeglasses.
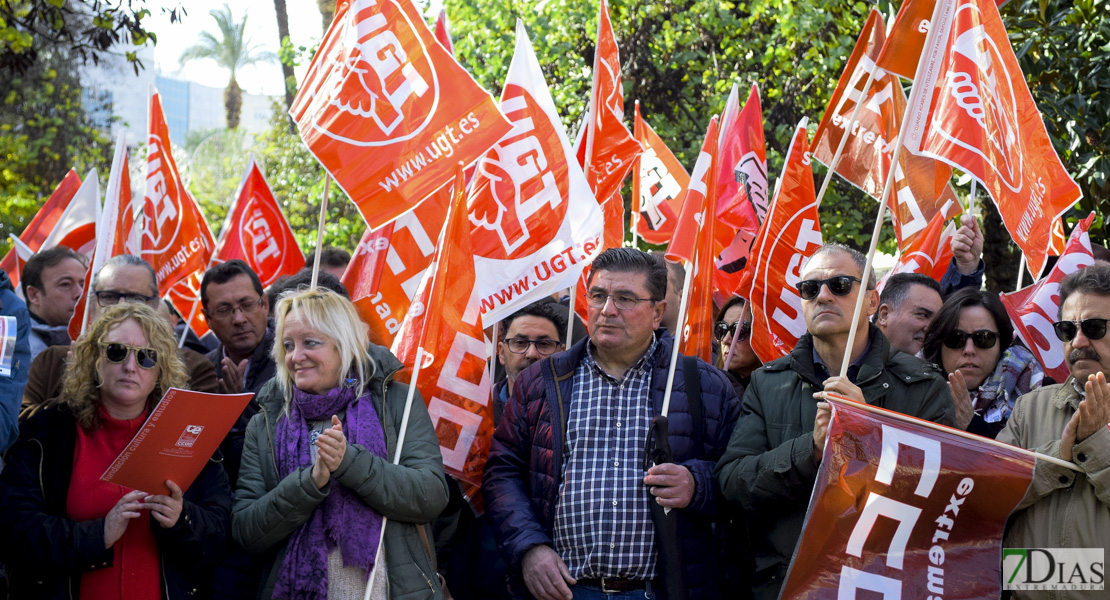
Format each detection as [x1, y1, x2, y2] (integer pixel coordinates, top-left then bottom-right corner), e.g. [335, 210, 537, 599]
[102, 342, 159, 369]
[94, 290, 158, 307]
[585, 291, 655, 311]
[207, 297, 265, 320]
[942, 329, 999, 350]
[504, 338, 562, 356]
[1052, 318, 1109, 342]
[795, 276, 862, 301]
[714, 320, 751, 342]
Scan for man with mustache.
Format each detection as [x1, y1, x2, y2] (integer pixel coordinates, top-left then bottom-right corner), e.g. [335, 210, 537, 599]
[715, 243, 954, 600]
[997, 262, 1110, 599]
[484, 248, 741, 600]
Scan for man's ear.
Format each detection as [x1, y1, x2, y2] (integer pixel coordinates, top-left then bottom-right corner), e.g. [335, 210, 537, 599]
[652, 298, 667, 329]
[876, 303, 891, 326]
[25, 285, 43, 309]
[866, 289, 881, 318]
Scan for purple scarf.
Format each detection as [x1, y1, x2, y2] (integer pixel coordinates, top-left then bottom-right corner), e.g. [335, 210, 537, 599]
[273, 384, 387, 599]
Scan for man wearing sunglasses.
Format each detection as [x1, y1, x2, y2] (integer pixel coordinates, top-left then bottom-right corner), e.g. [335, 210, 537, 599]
[716, 243, 954, 600]
[23, 255, 219, 407]
[997, 262, 1110, 591]
[485, 248, 741, 600]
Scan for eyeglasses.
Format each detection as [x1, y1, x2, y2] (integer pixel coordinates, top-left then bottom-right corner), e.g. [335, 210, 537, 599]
[714, 320, 751, 342]
[207, 297, 265, 320]
[504, 338, 562, 356]
[942, 329, 1000, 350]
[94, 290, 158, 307]
[795, 276, 863, 301]
[102, 342, 159, 369]
[1052, 318, 1109, 342]
[585, 291, 655, 311]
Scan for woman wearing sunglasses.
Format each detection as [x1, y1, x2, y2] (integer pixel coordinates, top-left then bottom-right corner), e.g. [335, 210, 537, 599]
[715, 296, 763, 400]
[921, 288, 1045, 438]
[232, 288, 447, 600]
[0, 302, 232, 599]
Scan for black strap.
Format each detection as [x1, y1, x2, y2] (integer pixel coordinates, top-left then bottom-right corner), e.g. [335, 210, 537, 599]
[682, 355, 704, 459]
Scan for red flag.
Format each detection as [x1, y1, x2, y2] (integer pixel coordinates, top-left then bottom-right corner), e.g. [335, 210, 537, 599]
[167, 271, 212, 339]
[345, 183, 450, 347]
[1048, 218, 1067, 256]
[391, 165, 493, 494]
[812, 9, 962, 250]
[781, 396, 1035, 599]
[739, 120, 823, 363]
[575, 0, 643, 249]
[0, 170, 84, 290]
[877, 0, 1010, 80]
[213, 159, 305, 287]
[877, 211, 956, 294]
[665, 117, 719, 363]
[713, 84, 767, 293]
[1001, 212, 1097, 383]
[903, 0, 1082, 277]
[140, 89, 214, 293]
[468, 22, 604, 325]
[289, 0, 511, 231]
[631, 102, 688, 245]
[433, 8, 454, 55]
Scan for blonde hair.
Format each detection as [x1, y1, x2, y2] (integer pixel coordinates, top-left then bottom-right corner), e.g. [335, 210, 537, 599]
[62, 303, 187, 430]
[272, 287, 374, 411]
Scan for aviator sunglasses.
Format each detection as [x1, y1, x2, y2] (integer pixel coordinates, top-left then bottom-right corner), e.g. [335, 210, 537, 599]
[942, 329, 999, 350]
[795, 276, 862, 301]
[102, 342, 159, 369]
[714, 320, 751, 342]
[1052, 318, 1110, 343]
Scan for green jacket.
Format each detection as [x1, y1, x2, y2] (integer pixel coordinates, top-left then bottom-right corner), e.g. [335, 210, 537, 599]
[231, 343, 449, 600]
[715, 325, 954, 600]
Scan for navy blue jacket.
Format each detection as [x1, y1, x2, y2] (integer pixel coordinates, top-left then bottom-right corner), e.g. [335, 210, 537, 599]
[483, 330, 741, 600]
[0, 269, 30, 454]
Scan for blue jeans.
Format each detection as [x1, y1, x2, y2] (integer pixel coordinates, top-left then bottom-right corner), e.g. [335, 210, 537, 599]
[572, 582, 655, 600]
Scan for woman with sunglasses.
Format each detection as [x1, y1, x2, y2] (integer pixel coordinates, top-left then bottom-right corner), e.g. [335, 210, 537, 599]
[921, 288, 1045, 438]
[715, 296, 763, 400]
[232, 288, 447, 599]
[0, 302, 231, 599]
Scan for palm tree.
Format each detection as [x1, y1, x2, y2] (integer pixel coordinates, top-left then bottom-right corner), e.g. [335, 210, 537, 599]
[180, 4, 276, 130]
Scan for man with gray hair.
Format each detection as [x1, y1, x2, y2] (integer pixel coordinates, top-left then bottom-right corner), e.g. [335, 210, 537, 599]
[996, 261, 1110, 599]
[715, 242, 954, 600]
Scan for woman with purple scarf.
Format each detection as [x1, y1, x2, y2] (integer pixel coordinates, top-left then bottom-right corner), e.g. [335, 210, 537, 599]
[232, 288, 449, 599]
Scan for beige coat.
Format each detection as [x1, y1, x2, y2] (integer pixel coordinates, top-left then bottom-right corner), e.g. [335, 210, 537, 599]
[997, 380, 1110, 600]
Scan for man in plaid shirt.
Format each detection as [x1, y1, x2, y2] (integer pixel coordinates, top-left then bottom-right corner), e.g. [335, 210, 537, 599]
[484, 248, 741, 600]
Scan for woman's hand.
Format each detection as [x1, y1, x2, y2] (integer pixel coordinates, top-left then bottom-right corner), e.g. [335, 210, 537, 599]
[144, 480, 185, 529]
[317, 415, 347, 473]
[948, 370, 975, 430]
[103, 490, 148, 548]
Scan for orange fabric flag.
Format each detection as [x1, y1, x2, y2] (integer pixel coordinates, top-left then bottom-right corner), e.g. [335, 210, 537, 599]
[877, 211, 956, 294]
[289, 0, 511, 231]
[575, 0, 643, 249]
[813, 9, 962, 250]
[167, 271, 212, 339]
[666, 117, 720, 363]
[632, 102, 689, 245]
[213, 159, 305, 287]
[0, 170, 83, 290]
[345, 183, 451, 348]
[876, 0, 1009, 80]
[433, 8, 454, 55]
[391, 164, 493, 495]
[903, 0, 1082, 277]
[739, 120, 823, 363]
[140, 89, 214, 293]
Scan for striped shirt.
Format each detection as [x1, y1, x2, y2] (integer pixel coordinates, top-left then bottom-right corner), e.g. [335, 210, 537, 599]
[553, 335, 658, 581]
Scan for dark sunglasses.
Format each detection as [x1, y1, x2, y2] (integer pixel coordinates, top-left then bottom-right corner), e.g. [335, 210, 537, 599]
[795, 276, 862, 301]
[1052, 318, 1109, 342]
[102, 342, 159, 369]
[714, 320, 751, 342]
[942, 329, 999, 350]
[94, 290, 159, 307]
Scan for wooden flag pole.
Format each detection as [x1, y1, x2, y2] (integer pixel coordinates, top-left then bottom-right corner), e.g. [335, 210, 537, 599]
[661, 255, 695, 419]
[1016, 253, 1027, 290]
[814, 61, 879, 209]
[310, 173, 332, 291]
[565, 283, 577, 345]
[838, 0, 948, 379]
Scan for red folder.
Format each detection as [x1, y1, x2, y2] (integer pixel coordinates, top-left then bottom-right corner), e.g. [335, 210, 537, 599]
[101, 388, 253, 495]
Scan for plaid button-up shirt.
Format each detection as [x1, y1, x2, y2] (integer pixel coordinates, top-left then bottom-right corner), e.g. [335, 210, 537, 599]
[553, 335, 658, 581]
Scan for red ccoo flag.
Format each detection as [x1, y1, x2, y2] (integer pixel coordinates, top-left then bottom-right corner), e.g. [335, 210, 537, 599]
[631, 102, 689, 245]
[902, 0, 1081, 277]
[876, 210, 956, 293]
[289, 0, 511, 231]
[713, 84, 766, 297]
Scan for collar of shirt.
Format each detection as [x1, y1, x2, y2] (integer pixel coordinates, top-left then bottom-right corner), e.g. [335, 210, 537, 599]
[813, 338, 870, 385]
[584, 333, 658, 385]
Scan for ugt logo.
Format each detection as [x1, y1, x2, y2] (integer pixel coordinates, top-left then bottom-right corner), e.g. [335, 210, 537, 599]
[144, 135, 183, 254]
[1003, 548, 1105, 591]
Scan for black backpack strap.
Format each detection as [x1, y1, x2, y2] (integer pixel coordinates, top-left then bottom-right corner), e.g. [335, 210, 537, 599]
[682, 355, 705, 459]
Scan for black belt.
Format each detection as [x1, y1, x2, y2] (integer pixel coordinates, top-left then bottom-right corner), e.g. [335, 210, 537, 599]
[578, 578, 652, 593]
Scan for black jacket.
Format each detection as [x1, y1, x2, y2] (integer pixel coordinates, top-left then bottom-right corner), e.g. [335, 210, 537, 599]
[0, 404, 232, 599]
[206, 327, 275, 488]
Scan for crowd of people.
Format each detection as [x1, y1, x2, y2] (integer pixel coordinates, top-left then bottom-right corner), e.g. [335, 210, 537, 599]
[0, 216, 1107, 599]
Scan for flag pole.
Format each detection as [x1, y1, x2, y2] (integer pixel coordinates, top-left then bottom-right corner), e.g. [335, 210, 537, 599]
[310, 173, 333, 291]
[631, 100, 642, 249]
[661, 256, 695, 419]
[565, 283, 577, 345]
[838, 0, 948, 379]
[1016, 253, 1026, 290]
[814, 61, 879, 208]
